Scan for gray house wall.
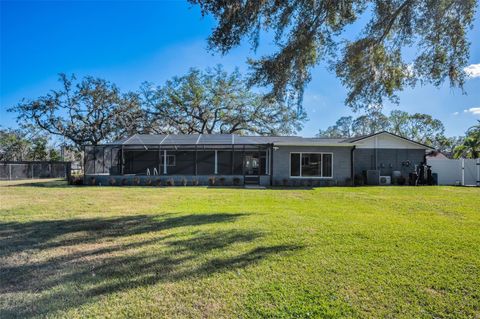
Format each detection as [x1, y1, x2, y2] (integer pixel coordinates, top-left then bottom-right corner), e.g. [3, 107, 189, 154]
[84, 141, 428, 187]
[353, 148, 425, 177]
[271, 146, 353, 185]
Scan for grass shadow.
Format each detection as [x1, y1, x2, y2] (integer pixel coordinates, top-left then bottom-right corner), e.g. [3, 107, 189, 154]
[0, 213, 302, 318]
[1, 179, 70, 188]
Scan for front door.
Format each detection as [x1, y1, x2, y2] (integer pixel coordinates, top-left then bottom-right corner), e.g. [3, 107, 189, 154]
[244, 155, 259, 175]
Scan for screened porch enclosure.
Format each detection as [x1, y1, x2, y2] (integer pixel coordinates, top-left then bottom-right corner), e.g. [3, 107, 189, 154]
[84, 144, 271, 177]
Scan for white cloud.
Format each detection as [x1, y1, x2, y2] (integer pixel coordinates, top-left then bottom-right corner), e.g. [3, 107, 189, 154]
[453, 111, 459, 115]
[464, 64, 480, 78]
[463, 107, 480, 115]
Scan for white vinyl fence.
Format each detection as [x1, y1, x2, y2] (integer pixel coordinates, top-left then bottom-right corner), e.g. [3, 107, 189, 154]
[427, 158, 480, 186]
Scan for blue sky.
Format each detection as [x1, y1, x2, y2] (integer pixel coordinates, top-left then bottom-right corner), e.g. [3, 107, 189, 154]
[1, 0, 479, 137]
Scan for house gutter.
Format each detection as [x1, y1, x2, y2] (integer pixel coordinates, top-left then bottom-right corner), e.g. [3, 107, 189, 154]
[273, 143, 355, 147]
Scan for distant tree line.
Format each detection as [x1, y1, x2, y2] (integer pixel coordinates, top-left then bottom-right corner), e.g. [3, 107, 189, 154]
[453, 120, 480, 159]
[317, 108, 479, 158]
[0, 127, 62, 161]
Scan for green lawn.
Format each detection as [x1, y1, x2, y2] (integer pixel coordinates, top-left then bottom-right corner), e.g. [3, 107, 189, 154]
[0, 180, 479, 318]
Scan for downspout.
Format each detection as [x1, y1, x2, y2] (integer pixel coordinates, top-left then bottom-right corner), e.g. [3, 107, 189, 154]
[351, 145, 356, 184]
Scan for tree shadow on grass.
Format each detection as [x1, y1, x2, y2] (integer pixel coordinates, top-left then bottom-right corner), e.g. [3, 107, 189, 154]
[0, 213, 302, 318]
[2, 179, 70, 188]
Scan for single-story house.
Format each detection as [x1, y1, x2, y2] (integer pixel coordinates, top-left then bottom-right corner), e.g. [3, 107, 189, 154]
[83, 131, 434, 186]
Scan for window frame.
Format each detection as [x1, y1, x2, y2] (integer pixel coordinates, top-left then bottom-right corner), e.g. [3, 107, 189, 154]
[289, 152, 333, 179]
[161, 154, 176, 167]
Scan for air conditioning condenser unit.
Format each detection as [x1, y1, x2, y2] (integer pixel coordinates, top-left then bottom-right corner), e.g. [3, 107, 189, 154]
[379, 176, 391, 185]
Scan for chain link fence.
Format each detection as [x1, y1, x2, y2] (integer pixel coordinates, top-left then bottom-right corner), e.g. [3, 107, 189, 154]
[0, 162, 71, 180]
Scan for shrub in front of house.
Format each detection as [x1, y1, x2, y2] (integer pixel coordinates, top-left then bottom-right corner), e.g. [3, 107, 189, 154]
[354, 174, 364, 186]
[219, 177, 226, 186]
[344, 177, 353, 186]
[233, 177, 241, 186]
[133, 177, 140, 186]
[69, 175, 84, 185]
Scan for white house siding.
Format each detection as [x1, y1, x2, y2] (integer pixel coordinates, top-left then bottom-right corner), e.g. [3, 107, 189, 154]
[353, 133, 427, 149]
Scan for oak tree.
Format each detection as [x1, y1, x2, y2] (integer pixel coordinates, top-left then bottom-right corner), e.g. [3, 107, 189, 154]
[10, 74, 146, 149]
[141, 66, 306, 135]
[191, 0, 477, 109]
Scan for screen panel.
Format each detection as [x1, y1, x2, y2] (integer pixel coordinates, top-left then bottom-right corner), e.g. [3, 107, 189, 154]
[197, 151, 215, 175]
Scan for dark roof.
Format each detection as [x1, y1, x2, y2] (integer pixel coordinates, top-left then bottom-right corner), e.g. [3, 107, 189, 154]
[103, 132, 433, 149]
[106, 134, 350, 146]
[426, 150, 449, 159]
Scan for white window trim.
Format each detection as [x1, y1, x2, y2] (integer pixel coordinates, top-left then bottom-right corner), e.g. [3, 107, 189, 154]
[161, 154, 176, 167]
[289, 152, 333, 179]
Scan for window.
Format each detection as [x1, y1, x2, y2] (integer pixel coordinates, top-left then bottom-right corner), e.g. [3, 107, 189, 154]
[161, 154, 176, 166]
[322, 154, 332, 177]
[290, 153, 333, 178]
[290, 153, 300, 176]
[301, 153, 321, 177]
